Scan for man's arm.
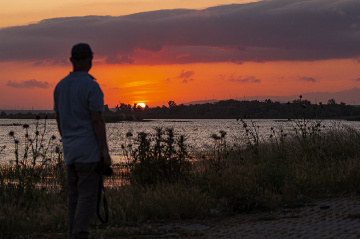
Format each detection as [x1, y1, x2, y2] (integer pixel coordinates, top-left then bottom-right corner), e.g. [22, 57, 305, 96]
[55, 112, 62, 137]
[91, 111, 112, 166]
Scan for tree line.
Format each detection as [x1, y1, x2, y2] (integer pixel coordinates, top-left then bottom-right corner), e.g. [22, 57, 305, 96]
[106, 97, 360, 121]
[2, 97, 360, 121]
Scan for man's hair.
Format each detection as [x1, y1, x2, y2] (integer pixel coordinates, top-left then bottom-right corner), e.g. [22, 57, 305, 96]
[71, 43, 93, 60]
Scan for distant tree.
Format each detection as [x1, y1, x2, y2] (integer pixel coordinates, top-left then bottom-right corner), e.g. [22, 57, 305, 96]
[327, 98, 336, 105]
[116, 103, 132, 112]
[104, 104, 110, 113]
[168, 101, 177, 108]
[0, 111, 7, 117]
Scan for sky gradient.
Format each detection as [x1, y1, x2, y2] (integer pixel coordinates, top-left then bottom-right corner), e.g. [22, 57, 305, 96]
[1, 0, 360, 109]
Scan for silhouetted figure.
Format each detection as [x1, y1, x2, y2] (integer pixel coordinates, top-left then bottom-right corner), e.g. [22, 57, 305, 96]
[54, 43, 111, 239]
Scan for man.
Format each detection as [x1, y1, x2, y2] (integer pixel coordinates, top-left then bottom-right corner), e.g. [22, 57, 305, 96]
[54, 43, 112, 239]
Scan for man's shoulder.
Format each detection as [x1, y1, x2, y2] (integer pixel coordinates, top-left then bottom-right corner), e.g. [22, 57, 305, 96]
[57, 73, 97, 86]
[56, 73, 72, 85]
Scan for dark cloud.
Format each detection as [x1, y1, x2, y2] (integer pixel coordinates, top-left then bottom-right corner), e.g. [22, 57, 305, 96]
[32, 59, 69, 66]
[182, 78, 194, 84]
[0, 0, 360, 64]
[165, 70, 195, 83]
[298, 77, 318, 83]
[353, 78, 360, 82]
[227, 57, 243, 64]
[178, 70, 195, 84]
[178, 70, 195, 79]
[229, 76, 261, 83]
[106, 55, 136, 64]
[6, 79, 51, 89]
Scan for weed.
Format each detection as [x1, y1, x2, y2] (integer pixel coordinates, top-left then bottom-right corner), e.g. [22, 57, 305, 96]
[238, 119, 260, 155]
[125, 128, 191, 186]
[2, 115, 64, 205]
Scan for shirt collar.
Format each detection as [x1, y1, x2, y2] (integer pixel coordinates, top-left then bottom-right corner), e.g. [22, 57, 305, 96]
[69, 72, 95, 80]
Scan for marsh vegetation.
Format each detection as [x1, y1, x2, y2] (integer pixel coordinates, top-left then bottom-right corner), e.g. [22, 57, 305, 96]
[1, 115, 360, 238]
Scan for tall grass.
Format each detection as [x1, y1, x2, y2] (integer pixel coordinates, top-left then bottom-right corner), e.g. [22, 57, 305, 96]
[2, 117, 360, 238]
[0, 116, 66, 239]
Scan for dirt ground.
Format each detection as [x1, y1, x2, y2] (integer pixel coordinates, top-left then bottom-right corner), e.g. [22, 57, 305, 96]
[35, 196, 360, 239]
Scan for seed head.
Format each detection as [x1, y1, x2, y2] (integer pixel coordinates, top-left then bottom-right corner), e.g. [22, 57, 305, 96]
[9, 131, 14, 137]
[219, 130, 227, 138]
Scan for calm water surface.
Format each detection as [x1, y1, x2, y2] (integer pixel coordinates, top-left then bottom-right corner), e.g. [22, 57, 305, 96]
[1, 118, 360, 164]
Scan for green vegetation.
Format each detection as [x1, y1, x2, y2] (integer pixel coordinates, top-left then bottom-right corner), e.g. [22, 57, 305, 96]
[1, 115, 360, 238]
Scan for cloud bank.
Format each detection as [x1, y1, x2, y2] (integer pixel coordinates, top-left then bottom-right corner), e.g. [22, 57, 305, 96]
[229, 76, 261, 83]
[6, 79, 51, 88]
[1, 0, 360, 64]
[298, 77, 318, 83]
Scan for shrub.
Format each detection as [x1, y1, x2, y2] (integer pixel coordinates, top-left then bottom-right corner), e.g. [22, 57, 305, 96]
[124, 128, 192, 186]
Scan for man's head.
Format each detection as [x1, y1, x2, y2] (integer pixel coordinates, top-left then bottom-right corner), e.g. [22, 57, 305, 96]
[70, 43, 93, 72]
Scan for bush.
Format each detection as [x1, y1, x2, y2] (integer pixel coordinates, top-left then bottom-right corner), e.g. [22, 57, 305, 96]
[124, 128, 192, 186]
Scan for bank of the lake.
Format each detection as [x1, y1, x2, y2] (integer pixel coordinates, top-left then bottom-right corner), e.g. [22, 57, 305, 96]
[2, 117, 360, 238]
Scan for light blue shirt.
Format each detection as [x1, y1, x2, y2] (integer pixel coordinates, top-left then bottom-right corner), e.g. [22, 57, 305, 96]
[54, 72, 104, 165]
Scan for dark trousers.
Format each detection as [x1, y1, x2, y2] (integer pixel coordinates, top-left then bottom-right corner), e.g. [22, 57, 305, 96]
[67, 162, 100, 239]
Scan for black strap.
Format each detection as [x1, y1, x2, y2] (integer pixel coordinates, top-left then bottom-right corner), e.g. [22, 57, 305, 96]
[96, 174, 109, 223]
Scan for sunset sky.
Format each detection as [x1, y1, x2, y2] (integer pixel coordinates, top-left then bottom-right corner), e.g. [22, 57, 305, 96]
[1, 0, 360, 109]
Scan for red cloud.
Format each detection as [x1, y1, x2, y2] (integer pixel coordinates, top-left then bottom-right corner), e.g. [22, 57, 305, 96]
[6, 79, 51, 89]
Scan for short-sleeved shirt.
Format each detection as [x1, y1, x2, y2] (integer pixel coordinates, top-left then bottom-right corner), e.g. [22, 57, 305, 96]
[54, 72, 104, 165]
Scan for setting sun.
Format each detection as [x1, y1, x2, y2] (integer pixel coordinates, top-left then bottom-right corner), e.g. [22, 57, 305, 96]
[136, 103, 147, 108]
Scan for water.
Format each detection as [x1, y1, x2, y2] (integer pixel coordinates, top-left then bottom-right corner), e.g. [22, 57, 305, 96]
[1, 118, 360, 164]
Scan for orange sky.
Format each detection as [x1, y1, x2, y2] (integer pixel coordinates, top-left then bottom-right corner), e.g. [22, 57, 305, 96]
[1, 0, 360, 109]
[1, 59, 359, 109]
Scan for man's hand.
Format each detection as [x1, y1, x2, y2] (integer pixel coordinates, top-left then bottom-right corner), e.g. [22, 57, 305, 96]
[91, 111, 112, 167]
[102, 149, 112, 167]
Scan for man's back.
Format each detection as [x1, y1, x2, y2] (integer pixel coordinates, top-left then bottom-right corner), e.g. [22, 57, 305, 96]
[54, 71, 104, 165]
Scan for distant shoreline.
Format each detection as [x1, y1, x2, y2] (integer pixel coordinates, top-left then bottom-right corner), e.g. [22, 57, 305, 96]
[0, 110, 54, 114]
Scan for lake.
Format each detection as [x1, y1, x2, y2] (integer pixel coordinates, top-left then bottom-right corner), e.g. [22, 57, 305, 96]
[1, 118, 360, 164]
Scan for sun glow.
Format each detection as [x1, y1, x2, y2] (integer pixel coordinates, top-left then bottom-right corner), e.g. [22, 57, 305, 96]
[136, 102, 147, 108]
